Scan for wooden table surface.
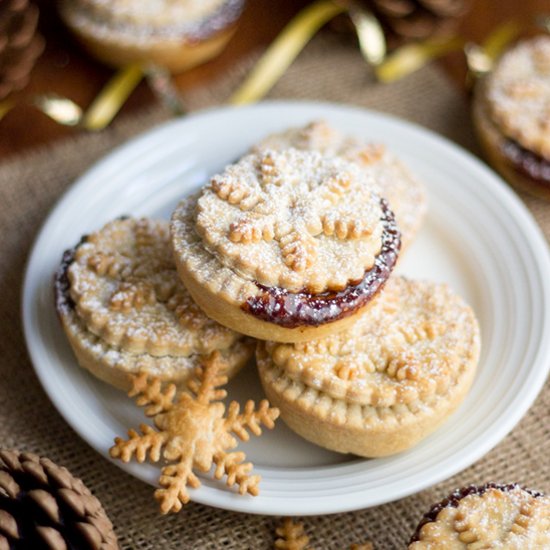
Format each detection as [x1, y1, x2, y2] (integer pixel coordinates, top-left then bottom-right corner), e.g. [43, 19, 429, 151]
[0, 0, 547, 158]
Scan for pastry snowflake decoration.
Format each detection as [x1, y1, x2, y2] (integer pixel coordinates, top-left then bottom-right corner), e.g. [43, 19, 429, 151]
[110, 351, 279, 513]
[195, 149, 384, 292]
[274, 518, 373, 550]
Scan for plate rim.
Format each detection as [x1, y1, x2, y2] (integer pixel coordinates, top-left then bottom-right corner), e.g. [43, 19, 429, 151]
[21, 100, 550, 515]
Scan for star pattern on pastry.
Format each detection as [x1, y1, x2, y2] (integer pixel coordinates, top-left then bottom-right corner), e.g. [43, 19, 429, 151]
[210, 150, 377, 273]
[274, 518, 373, 550]
[109, 351, 280, 514]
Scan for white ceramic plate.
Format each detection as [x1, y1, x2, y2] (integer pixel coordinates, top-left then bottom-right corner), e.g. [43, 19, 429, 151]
[22, 101, 550, 516]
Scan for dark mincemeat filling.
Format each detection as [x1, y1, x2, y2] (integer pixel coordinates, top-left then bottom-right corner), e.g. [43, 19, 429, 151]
[241, 198, 401, 328]
[409, 483, 544, 544]
[54, 236, 90, 317]
[501, 139, 550, 187]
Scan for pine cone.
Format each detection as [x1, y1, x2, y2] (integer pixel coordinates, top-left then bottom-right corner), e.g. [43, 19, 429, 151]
[0, 0, 45, 99]
[368, 0, 469, 42]
[0, 449, 118, 550]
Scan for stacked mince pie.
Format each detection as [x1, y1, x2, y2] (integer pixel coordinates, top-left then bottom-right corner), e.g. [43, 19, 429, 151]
[55, 120, 480, 459]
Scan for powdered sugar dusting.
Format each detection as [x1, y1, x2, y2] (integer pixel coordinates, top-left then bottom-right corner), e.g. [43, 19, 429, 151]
[61, 0, 244, 43]
[486, 36, 550, 159]
[411, 485, 550, 549]
[68, 218, 240, 357]
[253, 120, 428, 251]
[196, 148, 384, 293]
[262, 277, 480, 408]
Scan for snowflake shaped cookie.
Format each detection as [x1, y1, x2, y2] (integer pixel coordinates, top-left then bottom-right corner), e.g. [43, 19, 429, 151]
[274, 518, 373, 550]
[195, 149, 384, 293]
[110, 351, 279, 513]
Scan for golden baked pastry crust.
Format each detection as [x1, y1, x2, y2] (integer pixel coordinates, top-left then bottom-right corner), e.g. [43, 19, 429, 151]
[195, 148, 384, 293]
[56, 218, 253, 390]
[473, 85, 550, 200]
[58, 0, 244, 72]
[171, 150, 400, 343]
[485, 37, 550, 159]
[110, 352, 279, 513]
[68, 218, 239, 357]
[253, 121, 427, 252]
[409, 484, 550, 549]
[256, 277, 480, 456]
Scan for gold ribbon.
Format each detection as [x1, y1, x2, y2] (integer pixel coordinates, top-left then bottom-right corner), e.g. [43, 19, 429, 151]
[0, 64, 144, 128]
[375, 36, 464, 83]
[229, 0, 346, 105]
[82, 64, 143, 131]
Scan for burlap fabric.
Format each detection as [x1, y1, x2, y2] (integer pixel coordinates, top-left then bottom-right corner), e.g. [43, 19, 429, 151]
[1, 34, 548, 549]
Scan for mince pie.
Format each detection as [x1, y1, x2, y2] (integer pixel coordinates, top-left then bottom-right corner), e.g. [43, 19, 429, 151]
[253, 120, 427, 252]
[55, 217, 253, 390]
[473, 36, 550, 199]
[256, 277, 480, 456]
[171, 148, 401, 343]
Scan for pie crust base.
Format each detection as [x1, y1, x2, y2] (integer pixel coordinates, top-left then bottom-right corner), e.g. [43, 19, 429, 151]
[473, 86, 550, 200]
[59, 0, 244, 73]
[256, 277, 480, 456]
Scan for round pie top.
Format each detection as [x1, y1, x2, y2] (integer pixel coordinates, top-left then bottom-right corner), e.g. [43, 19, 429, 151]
[67, 218, 240, 357]
[69, 0, 226, 28]
[486, 36, 550, 159]
[260, 277, 480, 406]
[253, 120, 427, 250]
[252, 120, 366, 158]
[195, 148, 385, 294]
[410, 484, 550, 549]
[61, 0, 244, 41]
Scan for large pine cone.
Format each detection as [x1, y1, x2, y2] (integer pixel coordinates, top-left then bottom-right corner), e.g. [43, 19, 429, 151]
[368, 0, 469, 42]
[0, 0, 45, 99]
[0, 450, 118, 550]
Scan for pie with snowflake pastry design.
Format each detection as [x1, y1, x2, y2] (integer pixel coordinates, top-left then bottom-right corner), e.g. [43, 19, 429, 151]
[409, 483, 550, 549]
[171, 148, 401, 343]
[55, 217, 253, 390]
[256, 276, 480, 457]
[253, 120, 427, 253]
[109, 351, 279, 513]
[473, 36, 550, 199]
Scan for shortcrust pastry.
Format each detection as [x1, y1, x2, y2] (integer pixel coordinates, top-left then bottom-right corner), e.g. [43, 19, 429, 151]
[473, 36, 550, 199]
[256, 277, 480, 456]
[409, 483, 550, 549]
[253, 121, 427, 251]
[55, 217, 252, 390]
[110, 352, 279, 513]
[58, 0, 245, 72]
[171, 148, 401, 343]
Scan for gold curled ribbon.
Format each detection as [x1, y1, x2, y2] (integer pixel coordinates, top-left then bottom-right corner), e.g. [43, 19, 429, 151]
[375, 36, 464, 83]
[0, 64, 144, 129]
[33, 94, 83, 126]
[82, 64, 144, 130]
[229, 0, 346, 105]
[465, 20, 523, 81]
[348, 4, 386, 66]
